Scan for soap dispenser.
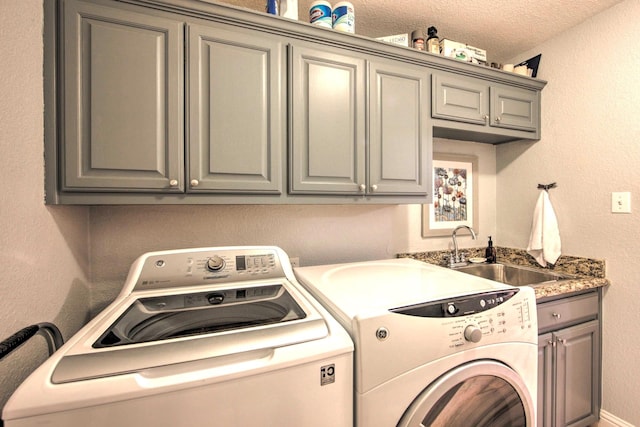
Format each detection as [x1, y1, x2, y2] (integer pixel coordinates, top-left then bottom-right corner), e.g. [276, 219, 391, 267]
[485, 236, 497, 263]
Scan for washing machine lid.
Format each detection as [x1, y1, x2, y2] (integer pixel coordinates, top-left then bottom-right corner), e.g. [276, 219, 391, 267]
[294, 258, 514, 322]
[93, 283, 305, 348]
[51, 280, 328, 384]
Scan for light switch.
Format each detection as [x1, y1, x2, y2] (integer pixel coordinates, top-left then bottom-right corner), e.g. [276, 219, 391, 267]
[612, 192, 631, 214]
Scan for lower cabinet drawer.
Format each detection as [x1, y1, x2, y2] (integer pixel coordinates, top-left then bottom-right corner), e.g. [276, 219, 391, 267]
[537, 292, 598, 332]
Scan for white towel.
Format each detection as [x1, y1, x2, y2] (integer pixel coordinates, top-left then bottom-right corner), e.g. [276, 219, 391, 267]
[527, 191, 561, 267]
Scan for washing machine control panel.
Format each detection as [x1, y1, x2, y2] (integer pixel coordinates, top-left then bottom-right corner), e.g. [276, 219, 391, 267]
[392, 289, 536, 346]
[132, 248, 290, 291]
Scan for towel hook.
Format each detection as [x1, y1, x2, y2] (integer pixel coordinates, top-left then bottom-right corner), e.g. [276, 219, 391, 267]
[537, 182, 557, 192]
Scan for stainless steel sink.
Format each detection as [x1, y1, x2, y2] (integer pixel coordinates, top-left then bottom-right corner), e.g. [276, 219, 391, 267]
[454, 263, 576, 287]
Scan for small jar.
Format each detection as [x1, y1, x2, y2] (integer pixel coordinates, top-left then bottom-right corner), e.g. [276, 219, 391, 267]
[411, 30, 425, 51]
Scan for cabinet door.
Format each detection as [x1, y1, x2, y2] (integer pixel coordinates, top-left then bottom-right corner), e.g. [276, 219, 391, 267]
[289, 45, 366, 194]
[555, 320, 600, 427]
[432, 73, 489, 125]
[369, 60, 431, 195]
[63, 1, 183, 192]
[188, 24, 283, 194]
[537, 333, 554, 427]
[490, 86, 539, 132]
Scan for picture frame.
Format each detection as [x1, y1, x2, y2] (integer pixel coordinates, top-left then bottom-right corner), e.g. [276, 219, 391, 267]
[422, 153, 479, 237]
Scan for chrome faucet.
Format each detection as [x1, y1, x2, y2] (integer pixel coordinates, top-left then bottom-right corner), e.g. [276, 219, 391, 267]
[450, 225, 477, 267]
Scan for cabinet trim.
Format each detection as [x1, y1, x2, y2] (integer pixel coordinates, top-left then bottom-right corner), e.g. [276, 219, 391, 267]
[126, 0, 546, 90]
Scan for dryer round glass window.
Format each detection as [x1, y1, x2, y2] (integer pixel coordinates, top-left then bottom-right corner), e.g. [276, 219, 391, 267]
[398, 360, 534, 427]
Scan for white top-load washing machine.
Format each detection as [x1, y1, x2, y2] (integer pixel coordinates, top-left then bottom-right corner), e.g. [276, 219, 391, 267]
[294, 257, 538, 427]
[3, 246, 353, 427]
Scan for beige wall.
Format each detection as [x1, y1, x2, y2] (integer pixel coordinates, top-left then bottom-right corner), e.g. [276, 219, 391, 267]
[2, 0, 639, 423]
[0, 0, 92, 411]
[499, 0, 640, 423]
[89, 137, 497, 311]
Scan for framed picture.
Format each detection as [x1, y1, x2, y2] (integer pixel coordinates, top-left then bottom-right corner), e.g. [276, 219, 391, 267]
[422, 153, 478, 237]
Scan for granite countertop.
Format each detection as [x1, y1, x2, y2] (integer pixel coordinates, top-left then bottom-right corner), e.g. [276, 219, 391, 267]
[397, 247, 610, 300]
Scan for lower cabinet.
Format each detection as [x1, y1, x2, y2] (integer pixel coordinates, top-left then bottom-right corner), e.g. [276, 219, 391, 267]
[537, 291, 601, 427]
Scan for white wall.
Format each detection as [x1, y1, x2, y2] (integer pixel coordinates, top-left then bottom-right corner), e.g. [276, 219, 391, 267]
[0, 0, 92, 411]
[498, 0, 640, 423]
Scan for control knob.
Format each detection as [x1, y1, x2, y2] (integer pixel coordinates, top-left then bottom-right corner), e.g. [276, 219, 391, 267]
[206, 255, 225, 272]
[464, 324, 482, 343]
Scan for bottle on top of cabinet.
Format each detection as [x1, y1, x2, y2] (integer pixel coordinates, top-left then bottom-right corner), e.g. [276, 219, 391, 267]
[280, 0, 298, 19]
[426, 26, 440, 54]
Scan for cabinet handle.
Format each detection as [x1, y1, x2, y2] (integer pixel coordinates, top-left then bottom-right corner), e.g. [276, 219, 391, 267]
[190, 179, 200, 187]
[495, 116, 502, 123]
[169, 179, 178, 187]
[483, 115, 489, 122]
[371, 185, 378, 192]
[358, 184, 366, 192]
[552, 312, 561, 319]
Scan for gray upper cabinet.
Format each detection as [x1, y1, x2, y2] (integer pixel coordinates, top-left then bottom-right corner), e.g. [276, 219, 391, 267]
[490, 86, 538, 132]
[289, 46, 431, 198]
[62, 0, 184, 192]
[432, 74, 489, 125]
[368, 60, 431, 195]
[432, 72, 541, 143]
[289, 44, 366, 195]
[188, 23, 283, 194]
[47, 0, 544, 204]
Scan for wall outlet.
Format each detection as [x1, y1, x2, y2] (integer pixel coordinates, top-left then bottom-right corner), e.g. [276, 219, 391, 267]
[290, 257, 300, 268]
[612, 192, 631, 214]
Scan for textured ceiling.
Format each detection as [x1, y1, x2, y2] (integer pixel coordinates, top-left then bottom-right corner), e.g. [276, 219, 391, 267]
[217, 0, 624, 63]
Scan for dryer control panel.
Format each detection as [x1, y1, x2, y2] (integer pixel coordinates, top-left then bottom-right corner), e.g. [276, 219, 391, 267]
[130, 247, 289, 291]
[393, 290, 521, 318]
[391, 289, 536, 347]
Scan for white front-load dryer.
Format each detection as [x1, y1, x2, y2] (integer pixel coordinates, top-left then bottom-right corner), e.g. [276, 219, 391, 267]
[3, 247, 354, 427]
[294, 257, 538, 427]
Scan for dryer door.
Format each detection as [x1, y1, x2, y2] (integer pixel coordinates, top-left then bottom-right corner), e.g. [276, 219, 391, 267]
[398, 360, 535, 427]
